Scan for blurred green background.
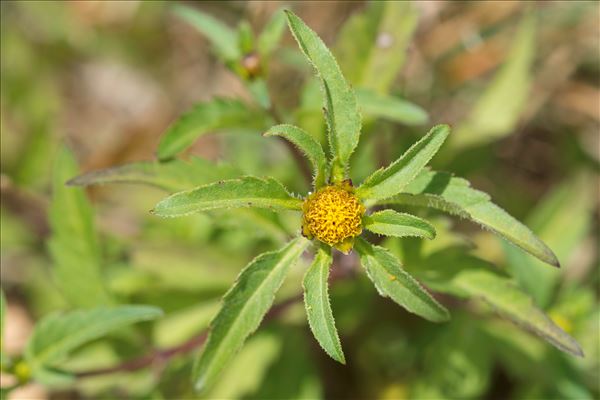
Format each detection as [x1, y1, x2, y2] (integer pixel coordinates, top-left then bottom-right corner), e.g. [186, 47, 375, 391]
[1, 1, 598, 399]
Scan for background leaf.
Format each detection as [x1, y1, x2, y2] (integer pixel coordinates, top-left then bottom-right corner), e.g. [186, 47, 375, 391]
[157, 98, 267, 161]
[264, 124, 327, 188]
[193, 237, 309, 392]
[408, 249, 583, 357]
[153, 176, 302, 217]
[502, 177, 592, 307]
[356, 88, 428, 126]
[173, 4, 240, 62]
[357, 125, 450, 201]
[355, 238, 449, 323]
[48, 147, 113, 308]
[0, 289, 5, 344]
[451, 13, 536, 150]
[303, 246, 345, 363]
[382, 169, 560, 267]
[365, 210, 436, 240]
[258, 10, 286, 57]
[25, 305, 163, 379]
[68, 158, 239, 193]
[285, 10, 361, 179]
[335, 2, 418, 94]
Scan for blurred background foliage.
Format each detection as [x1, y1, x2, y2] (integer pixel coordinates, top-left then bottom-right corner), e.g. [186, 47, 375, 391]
[1, 1, 598, 399]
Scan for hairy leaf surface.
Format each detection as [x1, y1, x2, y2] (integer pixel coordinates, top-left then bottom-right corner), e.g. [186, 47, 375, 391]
[264, 124, 327, 188]
[303, 246, 344, 363]
[355, 238, 449, 322]
[357, 125, 450, 201]
[194, 238, 309, 391]
[380, 170, 559, 267]
[285, 10, 361, 177]
[365, 210, 436, 240]
[153, 176, 302, 217]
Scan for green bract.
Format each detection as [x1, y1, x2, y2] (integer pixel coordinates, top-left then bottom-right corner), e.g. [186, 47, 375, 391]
[68, 10, 579, 394]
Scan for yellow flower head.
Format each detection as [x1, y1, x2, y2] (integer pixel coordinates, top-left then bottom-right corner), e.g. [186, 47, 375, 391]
[302, 180, 365, 252]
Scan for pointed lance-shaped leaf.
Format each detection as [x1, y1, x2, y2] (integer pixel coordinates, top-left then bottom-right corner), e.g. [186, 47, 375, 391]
[378, 170, 560, 267]
[285, 10, 361, 180]
[67, 158, 239, 193]
[364, 210, 436, 240]
[355, 238, 450, 323]
[264, 124, 327, 188]
[411, 250, 582, 357]
[357, 125, 450, 201]
[193, 237, 309, 392]
[303, 245, 345, 364]
[152, 176, 302, 217]
[69, 160, 290, 241]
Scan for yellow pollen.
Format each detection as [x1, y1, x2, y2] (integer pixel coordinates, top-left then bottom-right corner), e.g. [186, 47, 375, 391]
[302, 183, 365, 246]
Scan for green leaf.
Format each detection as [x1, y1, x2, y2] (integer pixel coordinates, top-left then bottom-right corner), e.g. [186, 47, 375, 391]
[357, 125, 450, 201]
[452, 13, 536, 150]
[237, 20, 255, 55]
[356, 88, 428, 125]
[69, 159, 291, 241]
[457, 270, 583, 357]
[258, 10, 286, 56]
[410, 250, 583, 357]
[247, 78, 271, 109]
[153, 176, 302, 217]
[193, 237, 309, 392]
[285, 10, 361, 180]
[157, 98, 267, 161]
[355, 238, 449, 323]
[48, 148, 113, 308]
[25, 305, 163, 373]
[365, 210, 436, 240]
[207, 333, 282, 399]
[303, 246, 345, 364]
[380, 169, 560, 267]
[67, 158, 239, 193]
[335, 2, 418, 94]
[0, 289, 5, 344]
[173, 4, 240, 62]
[264, 124, 327, 188]
[503, 177, 592, 306]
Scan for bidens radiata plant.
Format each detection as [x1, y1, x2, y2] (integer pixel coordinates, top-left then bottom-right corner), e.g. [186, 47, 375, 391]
[145, 11, 580, 391]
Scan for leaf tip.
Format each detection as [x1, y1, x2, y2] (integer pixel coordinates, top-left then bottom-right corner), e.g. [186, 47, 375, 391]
[64, 176, 80, 187]
[548, 253, 561, 268]
[572, 343, 585, 358]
